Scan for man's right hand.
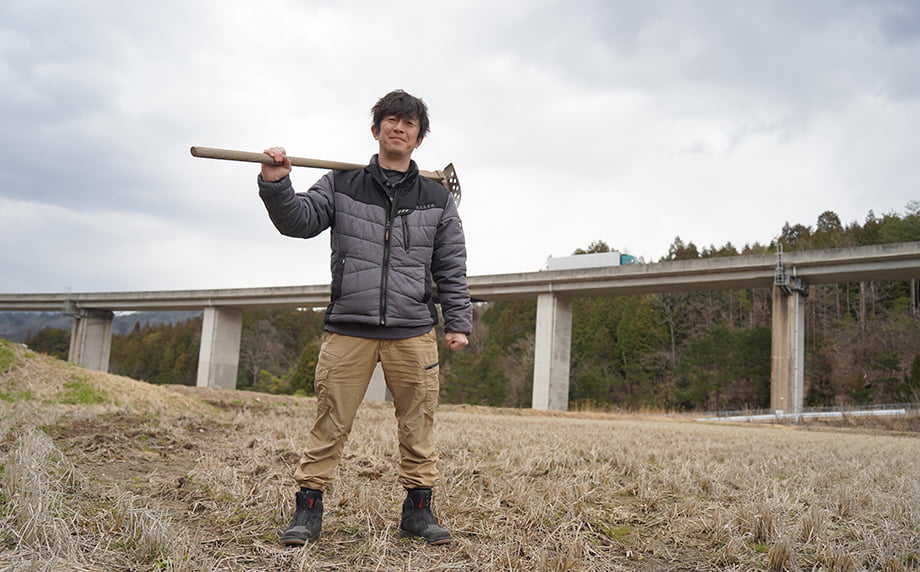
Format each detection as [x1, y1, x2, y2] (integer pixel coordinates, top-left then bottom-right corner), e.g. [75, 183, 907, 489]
[262, 147, 292, 182]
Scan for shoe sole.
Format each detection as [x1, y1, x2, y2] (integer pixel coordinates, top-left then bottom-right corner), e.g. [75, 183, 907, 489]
[279, 534, 319, 547]
[399, 530, 452, 545]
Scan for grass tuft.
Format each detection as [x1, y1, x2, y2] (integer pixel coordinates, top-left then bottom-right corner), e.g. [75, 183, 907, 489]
[767, 538, 793, 571]
[2, 427, 81, 561]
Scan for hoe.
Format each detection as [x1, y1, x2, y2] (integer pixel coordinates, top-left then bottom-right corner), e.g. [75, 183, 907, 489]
[190, 146, 461, 206]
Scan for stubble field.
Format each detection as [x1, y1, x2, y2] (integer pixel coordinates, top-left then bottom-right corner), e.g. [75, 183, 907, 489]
[1, 340, 918, 571]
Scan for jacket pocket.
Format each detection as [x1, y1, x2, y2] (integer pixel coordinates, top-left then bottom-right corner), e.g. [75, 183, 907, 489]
[402, 216, 411, 251]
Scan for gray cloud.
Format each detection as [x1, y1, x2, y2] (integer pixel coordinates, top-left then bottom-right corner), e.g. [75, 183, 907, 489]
[1, 0, 918, 292]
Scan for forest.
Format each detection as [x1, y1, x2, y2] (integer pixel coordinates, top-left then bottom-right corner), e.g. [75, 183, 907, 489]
[19, 203, 920, 412]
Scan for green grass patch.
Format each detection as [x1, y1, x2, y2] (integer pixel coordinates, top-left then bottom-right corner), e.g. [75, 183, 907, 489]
[0, 340, 16, 372]
[749, 541, 770, 554]
[0, 388, 34, 402]
[58, 375, 109, 405]
[608, 525, 636, 542]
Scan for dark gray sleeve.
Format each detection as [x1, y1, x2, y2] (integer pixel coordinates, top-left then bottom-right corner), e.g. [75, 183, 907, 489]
[258, 171, 335, 239]
[431, 195, 473, 335]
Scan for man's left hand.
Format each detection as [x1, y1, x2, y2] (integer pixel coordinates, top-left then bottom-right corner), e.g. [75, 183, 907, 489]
[445, 332, 469, 351]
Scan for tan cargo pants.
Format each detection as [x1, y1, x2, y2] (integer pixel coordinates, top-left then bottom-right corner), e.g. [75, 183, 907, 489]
[294, 330, 441, 491]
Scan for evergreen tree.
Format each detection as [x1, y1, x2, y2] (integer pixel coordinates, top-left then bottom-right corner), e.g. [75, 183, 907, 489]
[898, 353, 920, 402]
[806, 348, 836, 407]
[23, 327, 70, 360]
[290, 340, 320, 396]
[442, 342, 509, 406]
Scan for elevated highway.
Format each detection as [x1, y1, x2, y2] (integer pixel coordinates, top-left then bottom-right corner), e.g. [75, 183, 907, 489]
[5, 241, 918, 310]
[2, 241, 919, 412]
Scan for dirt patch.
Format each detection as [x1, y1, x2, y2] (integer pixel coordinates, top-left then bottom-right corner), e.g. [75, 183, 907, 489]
[164, 384, 311, 409]
[44, 411, 217, 486]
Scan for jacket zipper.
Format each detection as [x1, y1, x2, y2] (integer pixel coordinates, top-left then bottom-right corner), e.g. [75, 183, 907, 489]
[379, 190, 399, 326]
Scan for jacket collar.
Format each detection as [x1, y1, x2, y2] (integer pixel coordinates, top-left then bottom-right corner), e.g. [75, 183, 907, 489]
[366, 154, 420, 192]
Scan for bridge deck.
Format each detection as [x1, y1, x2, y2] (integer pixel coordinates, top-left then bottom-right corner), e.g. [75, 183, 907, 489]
[1, 242, 919, 311]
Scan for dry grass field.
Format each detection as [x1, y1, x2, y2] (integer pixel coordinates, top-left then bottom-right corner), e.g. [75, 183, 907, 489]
[2, 339, 919, 571]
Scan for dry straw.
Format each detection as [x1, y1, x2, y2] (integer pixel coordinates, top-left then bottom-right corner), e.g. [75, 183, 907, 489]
[1, 339, 919, 570]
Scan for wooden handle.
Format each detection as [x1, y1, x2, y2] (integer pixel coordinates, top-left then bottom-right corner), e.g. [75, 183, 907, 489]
[190, 145, 460, 204]
[190, 146, 365, 171]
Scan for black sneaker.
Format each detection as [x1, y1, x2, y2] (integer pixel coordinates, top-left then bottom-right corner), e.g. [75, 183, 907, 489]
[280, 488, 323, 546]
[399, 488, 452, 545]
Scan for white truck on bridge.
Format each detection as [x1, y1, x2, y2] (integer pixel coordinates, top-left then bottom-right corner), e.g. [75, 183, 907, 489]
[545, 251, 635, 271]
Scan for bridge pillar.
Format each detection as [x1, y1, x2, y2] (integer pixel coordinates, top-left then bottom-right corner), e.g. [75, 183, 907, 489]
[196, 307, 243, 389]
[770, 284, 806, 415]
[532, 293, 573, 411]
[68, 309, 114, 372]
[365, 363, 392, 402]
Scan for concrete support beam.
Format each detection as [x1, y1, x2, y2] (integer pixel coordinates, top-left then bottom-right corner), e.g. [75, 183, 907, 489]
[68, 309, 114, 372]
[365, 363, 392, 402]
[532, 293, 573, 411]
[196, 307, 243, 389]
[770, 285, 805, 415]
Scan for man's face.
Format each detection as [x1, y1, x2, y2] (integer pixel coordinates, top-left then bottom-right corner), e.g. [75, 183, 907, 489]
[372, 114, 423, 157]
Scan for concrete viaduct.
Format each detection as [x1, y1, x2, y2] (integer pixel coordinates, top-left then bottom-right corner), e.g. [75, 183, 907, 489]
[2, 241, 919, 413]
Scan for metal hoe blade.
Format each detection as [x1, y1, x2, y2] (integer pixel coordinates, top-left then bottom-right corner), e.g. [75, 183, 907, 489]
[432, 163, 461, 206]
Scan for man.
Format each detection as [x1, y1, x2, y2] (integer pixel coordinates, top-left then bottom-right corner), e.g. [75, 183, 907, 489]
[258, 90, 472, 546]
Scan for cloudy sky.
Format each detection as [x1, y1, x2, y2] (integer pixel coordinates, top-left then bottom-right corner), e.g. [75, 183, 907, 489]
[2, 0, 919, 293]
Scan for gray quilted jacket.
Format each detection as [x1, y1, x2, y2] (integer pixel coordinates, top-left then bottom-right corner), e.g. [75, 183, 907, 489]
[258, 155, 472, 336]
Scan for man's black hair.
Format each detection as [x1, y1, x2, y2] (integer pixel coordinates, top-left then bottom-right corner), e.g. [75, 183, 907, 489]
[372, 90, 430, 141]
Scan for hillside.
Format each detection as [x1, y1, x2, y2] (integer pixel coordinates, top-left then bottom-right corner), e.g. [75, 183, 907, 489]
[2, 339, 919, 571]
[0, 311, 202, 343]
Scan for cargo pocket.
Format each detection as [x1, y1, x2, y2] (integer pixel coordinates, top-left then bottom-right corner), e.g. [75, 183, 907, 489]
[313, 341, 341, 419]
[421, 333, 440, 414]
